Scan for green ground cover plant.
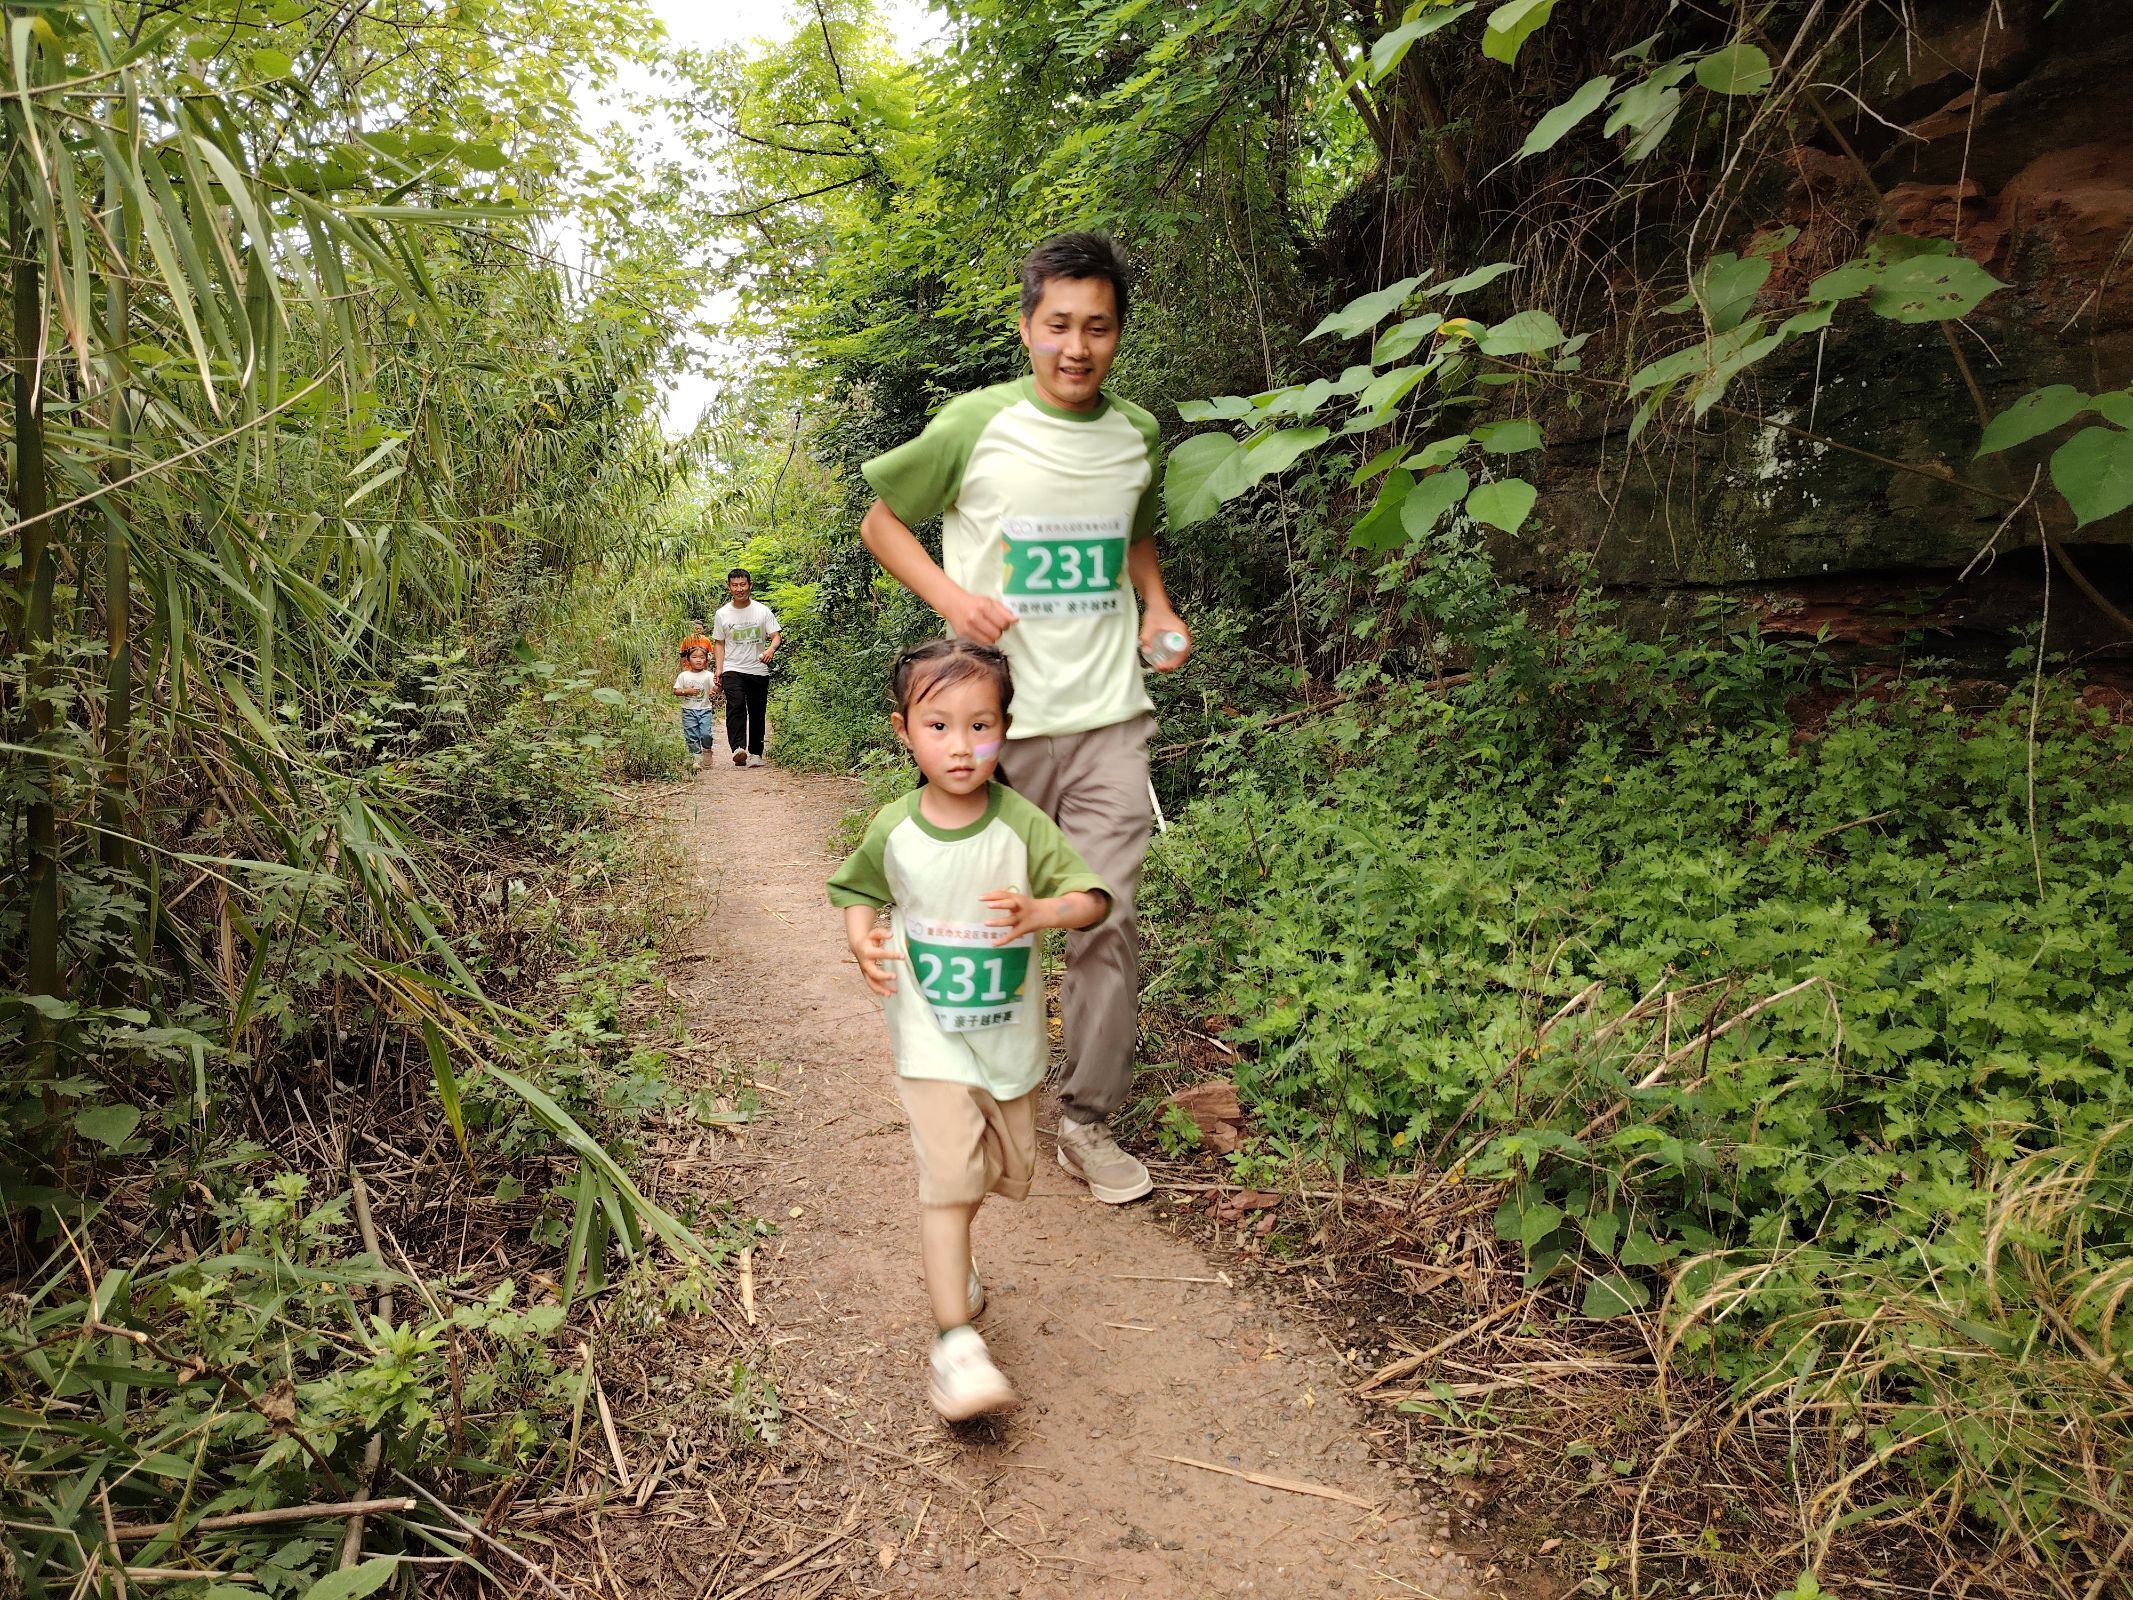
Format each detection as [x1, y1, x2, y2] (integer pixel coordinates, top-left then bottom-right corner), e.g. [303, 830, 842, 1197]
[1142, 587, 2133, 1579]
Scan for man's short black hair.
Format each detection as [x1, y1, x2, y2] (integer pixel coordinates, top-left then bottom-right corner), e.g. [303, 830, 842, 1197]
[1019, 232, 1130, 326]
[727, 568, 752, 584]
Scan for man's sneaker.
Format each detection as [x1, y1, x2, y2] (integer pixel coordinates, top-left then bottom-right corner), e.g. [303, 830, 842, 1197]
[730, 748, 747, 767]
[1057, 1118, 1153, 1204]
[748, 755, 766, 767]
[928, 1325, 1016, 1420]
[966, 1261, 986, 1320]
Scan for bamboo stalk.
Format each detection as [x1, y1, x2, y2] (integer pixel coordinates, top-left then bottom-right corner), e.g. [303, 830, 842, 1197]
[107, 1498, 417, 1542]
[95, 85, 134, 882]
[9, 92, 65, 1030]
[337, 1170, 395, 1570]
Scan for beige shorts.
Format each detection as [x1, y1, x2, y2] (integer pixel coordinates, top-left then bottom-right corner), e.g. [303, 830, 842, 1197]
[896, 1076, 1037, 1208]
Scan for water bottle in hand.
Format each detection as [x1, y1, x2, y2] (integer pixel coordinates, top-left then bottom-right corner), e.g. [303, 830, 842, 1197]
[1142, 628, 1189, 669]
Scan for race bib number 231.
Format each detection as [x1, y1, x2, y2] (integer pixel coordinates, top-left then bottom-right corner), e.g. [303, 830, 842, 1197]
[903, 916, 1033, 1034]
[1001, 515, 1126, 619]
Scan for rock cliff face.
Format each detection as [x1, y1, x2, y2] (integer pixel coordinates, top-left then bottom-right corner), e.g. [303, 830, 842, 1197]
[1541, 3, 2133, 652]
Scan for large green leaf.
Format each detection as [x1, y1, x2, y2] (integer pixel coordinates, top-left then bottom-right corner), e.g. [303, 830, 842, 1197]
[1692, 253, 1771, 333]
[1482, 0, 1557, 65]
[74, 1103, 142, 1149]
[1977, 385, 2091, 457]
[1351, 443, 1410, 486]
[1867, 254, 2005, 323]
[1231, 426, 1331, 491]
[1177, 394, 1256, 423]
[1399, 468, 1470, 540]
[1606, 60, 1691, 160]
[1164, 433, 1245, 527]
[1307, 275, 1426, 340]
[1687, 321, 1785, 419]
[1372, 313, 1443, 364]
[1367, 2, 1476, 83]
[1693, 43, 1773, 96]
[1491, 1194, 1563, 1251]
[1825, 249, 2005, 324]
[1581, 1272, 1652, 1319]
[1434, 261, 1519, 297]
[1474, 419, 1541, 453]
[1519, 74, 1616, 158]
[1355, 364, 1431, 414]
[2051, 426, 2133, 527]
[301, 1560, 399, 1600]
[1605, 60, 1693, 134]
[1477, 310, 1563, 357]
[1404, 433, 1470, 470]
[1465, 477, 1538, 533]
[1349, 469, 1415, 552]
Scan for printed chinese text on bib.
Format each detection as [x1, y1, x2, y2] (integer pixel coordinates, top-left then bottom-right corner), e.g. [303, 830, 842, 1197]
[902, 915, 1033, 1034]
[1000, 514, 1127, 619]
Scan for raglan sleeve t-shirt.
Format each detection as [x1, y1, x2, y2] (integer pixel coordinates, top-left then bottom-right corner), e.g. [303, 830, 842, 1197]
[861, 378, 1163, 740]
[827, 783, 1109, 1098]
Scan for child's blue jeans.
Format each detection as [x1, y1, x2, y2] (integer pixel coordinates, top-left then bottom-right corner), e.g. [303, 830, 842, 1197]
[681, 707, 715, 757]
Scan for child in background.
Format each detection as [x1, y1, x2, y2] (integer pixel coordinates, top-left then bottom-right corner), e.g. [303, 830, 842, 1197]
[672, 645, 719, 771]
[827, 640, 1110, 1420]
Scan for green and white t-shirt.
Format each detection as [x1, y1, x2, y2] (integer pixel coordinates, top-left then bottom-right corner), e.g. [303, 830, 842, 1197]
[861, 376, 1162, 740]
[826, 782, 1110, 1098]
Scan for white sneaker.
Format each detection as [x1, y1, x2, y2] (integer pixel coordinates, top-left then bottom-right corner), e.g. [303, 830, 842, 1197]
[748, 755, 766, 767]
[1057, 1117, 1154, 1204]
[928, 1325, 1016, 1420]
[966, 1260, 985, 1320]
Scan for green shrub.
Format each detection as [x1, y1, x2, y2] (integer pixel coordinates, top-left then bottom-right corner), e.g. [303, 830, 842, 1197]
[617, 705, 691, 780]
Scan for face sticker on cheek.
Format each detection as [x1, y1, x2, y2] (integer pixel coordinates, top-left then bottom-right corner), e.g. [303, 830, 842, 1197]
[974, 740, 1002, 762]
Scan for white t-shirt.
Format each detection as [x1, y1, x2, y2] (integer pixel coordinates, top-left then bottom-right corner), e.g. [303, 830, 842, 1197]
[714, 601, 780, 676]
[673, 669, 717, 709]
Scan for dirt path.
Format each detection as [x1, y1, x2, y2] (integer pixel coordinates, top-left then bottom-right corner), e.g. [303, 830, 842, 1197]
[619, 747, 1474, 1599]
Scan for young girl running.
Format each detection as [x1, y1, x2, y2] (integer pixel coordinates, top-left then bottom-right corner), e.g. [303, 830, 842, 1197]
[827, 641, 1110, 1419]
[672, 644, 719, 771]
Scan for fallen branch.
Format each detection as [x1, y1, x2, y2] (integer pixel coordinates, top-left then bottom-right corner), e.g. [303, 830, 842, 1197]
[591, 1363, 633, 1493]
[1356, 1293, 1537, 1393]
[390, 1472, 568, 1600]
[338, 1170, 394, 1571]
[1148, 1454, 1377, 1510]
[710, 1517, 863, 1600]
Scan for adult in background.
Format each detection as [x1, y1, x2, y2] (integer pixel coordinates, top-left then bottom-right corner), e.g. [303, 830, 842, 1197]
[714, 567, 781, 768]
[856, 231, 1192, 1205]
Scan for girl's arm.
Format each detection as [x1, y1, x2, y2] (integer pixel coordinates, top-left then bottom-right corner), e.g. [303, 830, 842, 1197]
[843, 905, 900, 995]
[978, 887, 1110, 942]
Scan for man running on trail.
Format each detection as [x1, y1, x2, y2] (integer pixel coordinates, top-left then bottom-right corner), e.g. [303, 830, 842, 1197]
[856, 231, 1192, 1205]
[713, 567, 780, 768]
